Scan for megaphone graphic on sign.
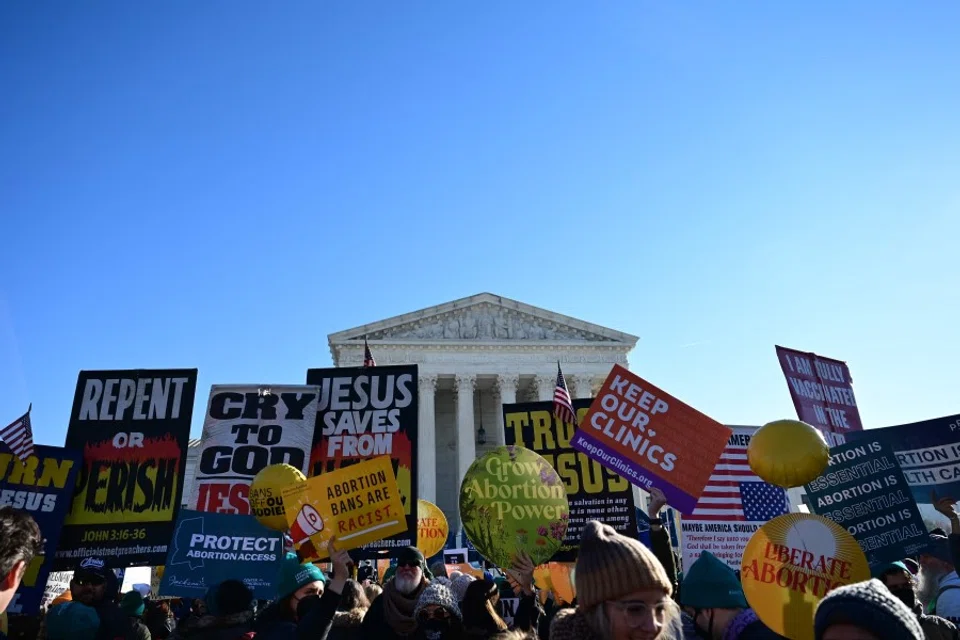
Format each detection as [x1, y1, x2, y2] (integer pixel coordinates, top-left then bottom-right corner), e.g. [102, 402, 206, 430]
[290, 504, 324, 545]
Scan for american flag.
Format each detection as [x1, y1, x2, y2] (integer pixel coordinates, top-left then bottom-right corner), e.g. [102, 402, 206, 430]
[553, 362, 577, 426]
[363, 337, 376, 367]
[689, 435, 787, 522]
[1, 407, 36, 464]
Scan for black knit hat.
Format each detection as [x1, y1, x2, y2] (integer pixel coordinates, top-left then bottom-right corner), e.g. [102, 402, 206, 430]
[397, 546, 433, 578]
[815, 579, 923, 640]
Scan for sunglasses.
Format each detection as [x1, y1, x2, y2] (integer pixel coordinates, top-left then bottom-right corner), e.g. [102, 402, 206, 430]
[397, 561, 422, 569]
[419, 609, 450, 621]
[75, 576, 105, 587]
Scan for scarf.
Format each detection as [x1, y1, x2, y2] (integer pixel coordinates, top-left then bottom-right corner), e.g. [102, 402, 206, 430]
[384, 578, 429, 637]
[723, 608, 760, 640]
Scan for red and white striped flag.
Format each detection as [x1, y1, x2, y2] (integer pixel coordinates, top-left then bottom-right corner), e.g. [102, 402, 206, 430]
[553, 362, 577, 426]
[363, 337, 376, 368]
[1, 406, 36, 464]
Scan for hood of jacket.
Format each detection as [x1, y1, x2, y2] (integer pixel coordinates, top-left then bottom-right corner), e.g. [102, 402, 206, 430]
[333, 609, 367, 628]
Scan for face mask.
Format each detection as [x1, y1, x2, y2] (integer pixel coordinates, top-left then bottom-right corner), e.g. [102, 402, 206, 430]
[421, 618, 452, 639]
[889, 586, 916, 609]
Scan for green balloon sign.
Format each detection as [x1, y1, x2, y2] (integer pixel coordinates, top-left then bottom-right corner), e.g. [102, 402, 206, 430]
[459, 445, 570, 567]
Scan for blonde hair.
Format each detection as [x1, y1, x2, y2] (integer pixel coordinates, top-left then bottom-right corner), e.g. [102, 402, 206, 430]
[363, 583, 382, 603]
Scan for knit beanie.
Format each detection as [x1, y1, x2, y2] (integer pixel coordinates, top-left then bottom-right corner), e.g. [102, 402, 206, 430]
[451, 574, 476, 603]
[814, 579, 923, 640]
[277, 552, 326, 599]
[415, 583, 462, 621]
[46, 602, 100, 640]
[678, 551, 747, 609]
[119, 590, 146, 617]
[924, 534, 952, 564]
[575, 520, 672, 609]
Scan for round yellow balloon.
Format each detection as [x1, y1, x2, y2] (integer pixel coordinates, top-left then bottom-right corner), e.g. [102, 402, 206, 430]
[249, 463, 306, 531]
[417, 499, 449, 559]
[741, 513, 869, 640]
[747, 419, 829, 488]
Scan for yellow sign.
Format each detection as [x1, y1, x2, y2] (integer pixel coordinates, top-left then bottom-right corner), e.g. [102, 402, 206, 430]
[417, 500, 448, 559]
[747, 420, 829, 489]
[282, 456, 406, 561]
[741, 513, 869, 640]
[250, 464, 306, 531]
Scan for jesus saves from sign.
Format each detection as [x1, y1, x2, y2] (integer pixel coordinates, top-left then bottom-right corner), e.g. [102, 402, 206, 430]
[320, 373, 413, 458]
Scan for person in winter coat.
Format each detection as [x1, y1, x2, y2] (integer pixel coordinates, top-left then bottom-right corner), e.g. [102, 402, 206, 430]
[118, 591, 152, 640]
[875, 561, 959, 640]
[361, 546, 432, 640]
[414, 582, 463, 640]
[550, 520, 680, 640]
[328, 580, 369, 640]
[815, 578, 924, 640]
[143, 600, 175, 639]
[461, 580, 509, 639]
[171, 579, 255, 640]
[255, 540, 352, 640]
[67, 556, 130, 640]
[679, 550, 784, 640]
[920, 535, 960, 624]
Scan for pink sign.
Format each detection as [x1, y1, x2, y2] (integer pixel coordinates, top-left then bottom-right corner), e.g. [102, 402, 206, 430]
[775, 346, 862, 444]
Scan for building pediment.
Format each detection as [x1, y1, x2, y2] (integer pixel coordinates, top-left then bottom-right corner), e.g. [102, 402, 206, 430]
[328, 293, 638, 346]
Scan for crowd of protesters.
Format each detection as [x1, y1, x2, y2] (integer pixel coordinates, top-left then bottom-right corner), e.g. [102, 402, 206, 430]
[0, 492, 958, 640]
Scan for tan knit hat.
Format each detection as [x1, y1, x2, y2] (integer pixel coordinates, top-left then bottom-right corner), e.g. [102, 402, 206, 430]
[575, 520, 672, 609]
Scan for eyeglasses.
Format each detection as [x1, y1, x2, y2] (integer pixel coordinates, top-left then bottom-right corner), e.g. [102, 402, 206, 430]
[397, 561, 422, 569]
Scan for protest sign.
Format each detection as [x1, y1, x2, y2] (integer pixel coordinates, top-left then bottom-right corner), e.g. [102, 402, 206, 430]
[189, 385, 317, 515]
[848, 414, 960, 514]
[56, 369, 198, 569]
[497, 598, 520, 626]
[443, 548, 468, 564]
[741, 513, 869, 640]
[682, 427, 789, 570]
[0, 446, 81, 614]
[504, 400, 636, 561]
[805, 440, 929, 569]
[307, 365, 418, 552]
[572, 365, 731, 514]
[159, 509, 283, 600]
[41, 571, 72, 608]
[776, 346, 862, 446]
[459, 446, 570, 568]
[417, 499, 448, 559]
[282, 455, 407, 561]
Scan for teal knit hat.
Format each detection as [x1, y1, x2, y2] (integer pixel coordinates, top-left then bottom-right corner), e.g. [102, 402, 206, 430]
[120, 590, 146, 617]
[46, 602, 100, 640]
[679, 551, 747, 609]
[872, 560, 910, 579]
[277, 552, 326, 599]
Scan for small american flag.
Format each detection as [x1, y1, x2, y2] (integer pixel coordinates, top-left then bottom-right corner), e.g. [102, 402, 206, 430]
[553, 362, 577, 426]
[363, 337, 376, 367]
[690, 435, 787, 522]
[1, 406, 36, 464]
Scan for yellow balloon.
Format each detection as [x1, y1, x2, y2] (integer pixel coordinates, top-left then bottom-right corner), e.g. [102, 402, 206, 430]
[249, 463, 306, 531]
[748, 420, 829, 488]
[417, 500, 449, 559]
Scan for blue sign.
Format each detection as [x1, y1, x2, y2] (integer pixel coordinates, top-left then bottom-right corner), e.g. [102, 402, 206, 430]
[849, 414, 960, 509]
[159, 510, 284, 600]
[2, 445, 81, 615]
[806, 439, 930, 569]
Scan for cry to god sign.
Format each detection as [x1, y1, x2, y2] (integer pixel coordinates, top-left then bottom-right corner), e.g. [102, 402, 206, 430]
[572, 365, 731, 514]
[282, 456, 406, 561]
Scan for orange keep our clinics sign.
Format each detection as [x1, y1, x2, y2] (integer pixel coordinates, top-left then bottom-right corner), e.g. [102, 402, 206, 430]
[282, 456, 407, 561]
[572, 365, 731, 514]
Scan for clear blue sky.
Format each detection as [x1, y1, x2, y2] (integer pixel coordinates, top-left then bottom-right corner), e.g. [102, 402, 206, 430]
[2, 2, 958, 445]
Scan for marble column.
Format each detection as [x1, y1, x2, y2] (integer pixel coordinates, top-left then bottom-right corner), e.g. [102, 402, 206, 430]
[534, 374, 555, 402]
[455, 374, 477, 488]
[495, 374, 519, 446]
[417, 374, 438, 505]
[572, 375, 594, 399]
